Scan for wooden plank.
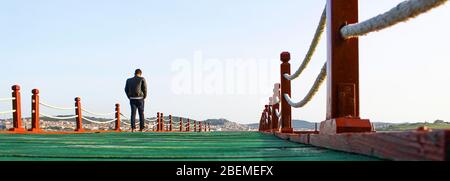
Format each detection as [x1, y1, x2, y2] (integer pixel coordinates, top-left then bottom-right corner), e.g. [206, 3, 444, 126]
[309, 130, 450, 161]
[274, 130, 449, 161]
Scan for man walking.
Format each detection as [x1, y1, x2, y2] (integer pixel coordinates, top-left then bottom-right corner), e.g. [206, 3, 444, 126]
[125, 69, 148, 132]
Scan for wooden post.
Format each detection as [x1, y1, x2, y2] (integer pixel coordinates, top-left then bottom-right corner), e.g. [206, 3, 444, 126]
[262, 110, 266, 131]
[115, 104, 121, 132]
[179, 118, 183, 132]
[194, 121, 197, 132]
[29, 89, 41, 132]
[199, 122, 202, 132]
[187, 119, 190, 132]
[321, 0, 371, 134]
[75, 97, 84, 132]
[161, 113, 164, 131]
[208, 123, 211, 132]
[267, 103, 273, 132]
[265, 105, 271, 132]
[10, 85, 25, 132]
[204, 122, 207, 132]
[280, 52, 293, 133]
[272, 83, 280, 131]
[169, 115, 173, 131]
[157, 112, 160, 131]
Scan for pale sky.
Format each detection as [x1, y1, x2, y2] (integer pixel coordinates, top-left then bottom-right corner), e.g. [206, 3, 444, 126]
[0, 0, 449, 124]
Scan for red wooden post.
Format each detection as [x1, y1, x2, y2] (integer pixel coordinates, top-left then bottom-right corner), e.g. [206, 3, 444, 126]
[169, 115, 173, 131]
[194, 121, 197, 132]
[321, 0, 372, 134]
[157, 112, 160, 131]
[187, 119, 190, 132]
[115, 104, 121, 132]
[267, 104, 273, 132]
[75, 97, 84, 132]
[280, 52, 293, 133]
[161, 113, 165, 131]
[259, 112, 264, 131]
[199, 122, 202, 132]
[262, 110, 266, 131]
[30, 89, 41, 132]
[179, 118, 183, 132]
[272, 84, 280, 131]
[10, 85, 25, 132]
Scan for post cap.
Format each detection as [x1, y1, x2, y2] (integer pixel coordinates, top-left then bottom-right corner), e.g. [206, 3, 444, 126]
[11, 85, 21, 91]
[32, 89, 40, 94]
[281, 52, 291, 62]
[75, 97, 81, 101]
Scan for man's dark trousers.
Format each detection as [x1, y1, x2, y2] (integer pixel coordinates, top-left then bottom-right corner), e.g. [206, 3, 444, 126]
[130, 99, 145, 130]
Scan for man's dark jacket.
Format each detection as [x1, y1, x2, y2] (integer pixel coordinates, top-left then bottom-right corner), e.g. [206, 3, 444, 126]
[125, 76, 147, 99]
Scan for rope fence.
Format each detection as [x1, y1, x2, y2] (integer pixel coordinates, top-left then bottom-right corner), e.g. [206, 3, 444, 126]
[0, 97, 15, 102]
[82, 117, 117, 124]
[40, 101, 76, 111]
[284, 7, 326, 81]
[341, 0, 448, 39]
[0, 110, 16, 115]
[39, 113, 78, 120]
[81, 108, 116, 117]
[284, 62, 327, 108]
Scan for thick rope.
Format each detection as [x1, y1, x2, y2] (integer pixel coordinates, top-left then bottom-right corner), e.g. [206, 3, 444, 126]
[0, 97, 15, 102]
[81, 108, 115, 117]
[0, 110, 15, 115]
[284, 7, 326, 81]
[82, 117, 116, 124]
[284, 62, 327, 108]
[40, 101, 76, 110]
[341, 0, 448, 39]
[39, 113, 78, 120]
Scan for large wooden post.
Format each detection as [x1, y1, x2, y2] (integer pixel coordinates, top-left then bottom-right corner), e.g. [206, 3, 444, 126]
[30, 89, 41, 132]
[74, 97, 84, 132]
[179, 118, 183, 132]
[10, 85, 25, 132]
[115, 104, 121, 132]
[280, 52, 293, 133]
[199, 122, 202, 132]
[321, 0, 371, 134]
[169, 115, 173, 131]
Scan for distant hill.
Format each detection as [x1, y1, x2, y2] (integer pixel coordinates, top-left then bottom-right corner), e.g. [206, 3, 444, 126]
[247, 120, 317, 131]
[377, 120, 450, 131]
[203, 119, 249, 131]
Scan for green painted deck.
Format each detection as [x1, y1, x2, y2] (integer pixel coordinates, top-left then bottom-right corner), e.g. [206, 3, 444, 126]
[0, 132, 380, 161]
